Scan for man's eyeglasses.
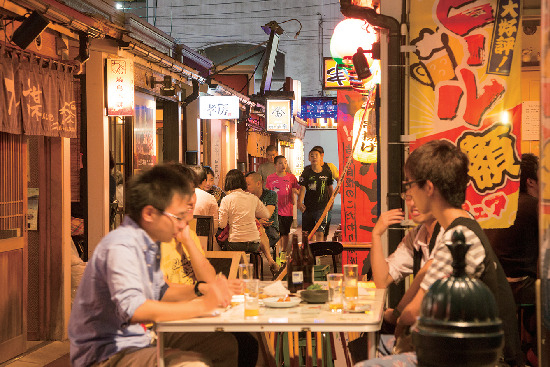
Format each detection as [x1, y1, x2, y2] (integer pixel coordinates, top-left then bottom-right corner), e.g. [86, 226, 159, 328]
[162, 211, 185, 223]
[401, 179, 425, 192]
[154, 207, 185, 223]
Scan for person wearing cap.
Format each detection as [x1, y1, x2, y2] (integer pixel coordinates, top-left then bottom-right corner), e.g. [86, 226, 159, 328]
[298, 146, 334, 241]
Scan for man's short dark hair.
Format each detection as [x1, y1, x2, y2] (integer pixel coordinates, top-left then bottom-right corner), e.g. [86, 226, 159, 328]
[310, 146, 324, 155]
[224, 169, 247, 191]
[125, 164, 194, 223]
[266, 145, 277, 153]
[274, 155, 286, 165]
[203, 166, 215, 176]
[405, 139, 469, 208]
[520, 153, 538, 193]
[189, 165, 207, 187]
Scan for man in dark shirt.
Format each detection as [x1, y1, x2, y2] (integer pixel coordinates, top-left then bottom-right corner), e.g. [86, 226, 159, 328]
[298, 146, 334, 241]
[485, 153, 539, 364]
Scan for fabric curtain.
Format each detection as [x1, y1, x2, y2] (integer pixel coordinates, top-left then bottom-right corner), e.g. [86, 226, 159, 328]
[0, 50, 77, 138]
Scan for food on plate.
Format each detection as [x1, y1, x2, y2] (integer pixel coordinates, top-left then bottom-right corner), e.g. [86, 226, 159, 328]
[277, 296, 291, 302]
[307, 284, 323, 290]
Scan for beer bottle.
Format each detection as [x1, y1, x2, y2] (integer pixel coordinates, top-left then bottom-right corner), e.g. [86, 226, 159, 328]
[287, 233, 303, 293]
[301, 231, 314, 289]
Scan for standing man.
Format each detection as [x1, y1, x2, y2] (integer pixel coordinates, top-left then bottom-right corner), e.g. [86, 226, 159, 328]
[312, 146, 339, 240]
[69, 164, 238, 367]
[266, 155, 300, 255]
[258, 145, 278, 187]
[298, 146, 334, 241]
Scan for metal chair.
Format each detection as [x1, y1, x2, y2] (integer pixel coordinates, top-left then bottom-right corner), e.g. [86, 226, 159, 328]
[309, 241, 344, 273]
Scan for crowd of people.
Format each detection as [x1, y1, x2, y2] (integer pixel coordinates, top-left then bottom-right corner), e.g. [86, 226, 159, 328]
[68, 140, 539, 367]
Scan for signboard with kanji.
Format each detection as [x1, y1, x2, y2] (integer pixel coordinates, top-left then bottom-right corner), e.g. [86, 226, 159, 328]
[266, 99, 291, 132]
[106, 58, 134, 116]
[199, 95, 240, 119]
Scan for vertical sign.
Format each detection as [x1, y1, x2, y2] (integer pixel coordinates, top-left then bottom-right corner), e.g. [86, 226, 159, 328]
[266, 100, 291, 132]
[134, 92, 156, 172]
[487, 0, 521, 75]
[106, 58, 134, 116]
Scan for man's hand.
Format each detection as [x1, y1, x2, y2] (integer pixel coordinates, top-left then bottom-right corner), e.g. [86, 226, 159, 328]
[372, 209, 404, 237]
[298, 202, 306, 212]
[175, 226, 193, 250]
[201, 275, 233, 309]
[258, 218, 272, 227]
[383, 308, 398, 325]
[227, 279, 244, 295]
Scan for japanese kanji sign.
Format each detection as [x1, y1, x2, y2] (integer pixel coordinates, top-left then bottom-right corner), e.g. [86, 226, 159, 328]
[106, 58, 134, 116]
[266, 99, 291, 132]
[324, 58, 352, 89]
[487, 0, 521, 75]
[410, 0, 522, 229]
[199, 95, 239, 119]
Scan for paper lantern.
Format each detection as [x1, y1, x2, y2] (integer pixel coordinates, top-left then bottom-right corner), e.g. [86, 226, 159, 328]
[330, 19, 377, 66]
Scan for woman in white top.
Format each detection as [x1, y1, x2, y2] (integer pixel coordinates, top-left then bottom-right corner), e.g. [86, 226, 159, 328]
[219, 169, 280, 275]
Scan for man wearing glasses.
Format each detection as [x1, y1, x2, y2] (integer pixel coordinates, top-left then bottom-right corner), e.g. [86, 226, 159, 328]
[396, 140, 523, 367]
[69, 164, 238, 367]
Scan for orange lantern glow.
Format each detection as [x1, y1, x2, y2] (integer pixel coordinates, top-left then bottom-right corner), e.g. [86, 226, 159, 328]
[330, 19, 377, 67]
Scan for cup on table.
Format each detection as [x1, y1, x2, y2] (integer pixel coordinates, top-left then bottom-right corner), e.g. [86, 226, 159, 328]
[239, 263, 254, 280]
[244, 279, 260, 319]
[343, 264, 359, 311]
[327, 273, 344, 312]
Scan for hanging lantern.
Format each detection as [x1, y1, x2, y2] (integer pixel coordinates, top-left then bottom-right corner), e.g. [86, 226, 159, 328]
[330, 19, 377, 67]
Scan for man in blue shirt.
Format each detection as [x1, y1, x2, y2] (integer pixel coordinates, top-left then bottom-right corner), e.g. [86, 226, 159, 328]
[69, 164, 238, 367]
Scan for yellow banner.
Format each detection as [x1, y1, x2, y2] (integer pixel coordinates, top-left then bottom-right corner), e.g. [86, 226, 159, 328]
[409, 0, 522, 228]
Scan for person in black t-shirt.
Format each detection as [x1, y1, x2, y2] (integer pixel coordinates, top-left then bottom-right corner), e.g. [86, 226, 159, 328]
[298, 146, 333, 241]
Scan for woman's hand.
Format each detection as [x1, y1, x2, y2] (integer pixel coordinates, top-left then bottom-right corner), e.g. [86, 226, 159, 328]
[227, 279, 244, 295]
[372, 209, 404, 237]
[176, 226, 193, 250]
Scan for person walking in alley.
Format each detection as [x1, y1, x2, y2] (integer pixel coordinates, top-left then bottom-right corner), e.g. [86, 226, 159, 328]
[257, 145, 278, 187]
[266, 155, 300, 256]
[298, 146, 334, 241]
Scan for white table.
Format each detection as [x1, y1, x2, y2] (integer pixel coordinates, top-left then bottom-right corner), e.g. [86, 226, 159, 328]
[156, 288, 386, 367]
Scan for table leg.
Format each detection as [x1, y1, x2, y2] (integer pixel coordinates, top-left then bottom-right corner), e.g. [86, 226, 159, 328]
[157, 331, 165, 367]
[367, 332, 376, 359]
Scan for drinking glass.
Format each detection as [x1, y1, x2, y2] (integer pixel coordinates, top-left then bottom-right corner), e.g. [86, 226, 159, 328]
[239, 263, 254, 280]
[343, 264, 359, 311]
[244, 279, 260, 319]
[327, 273, 344, 312]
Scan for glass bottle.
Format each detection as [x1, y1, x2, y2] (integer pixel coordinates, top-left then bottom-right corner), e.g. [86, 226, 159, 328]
[287, 233, 303, 293]
[301, 231, 314, 289]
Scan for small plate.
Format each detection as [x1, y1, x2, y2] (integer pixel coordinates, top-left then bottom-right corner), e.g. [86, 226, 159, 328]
[263, 297, 301, 308]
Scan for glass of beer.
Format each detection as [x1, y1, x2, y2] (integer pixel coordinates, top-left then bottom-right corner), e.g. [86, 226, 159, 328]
[343, 264, 359, 311]
[327, 273, 344, 312]
[244, 279, 260, 319]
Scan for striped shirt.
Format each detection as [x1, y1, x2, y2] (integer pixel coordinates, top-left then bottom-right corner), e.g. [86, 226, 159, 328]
[421, 224, 486, 291]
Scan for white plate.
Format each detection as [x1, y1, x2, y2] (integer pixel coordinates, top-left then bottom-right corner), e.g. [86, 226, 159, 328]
[263, 296, 301, 308]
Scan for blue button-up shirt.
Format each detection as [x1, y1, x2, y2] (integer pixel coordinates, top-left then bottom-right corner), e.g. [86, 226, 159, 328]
[69, 216, 168, 367]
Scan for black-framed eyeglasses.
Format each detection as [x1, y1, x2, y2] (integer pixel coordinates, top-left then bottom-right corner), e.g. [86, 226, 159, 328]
[400, 193, 412, 201]
[401, 179, 425, 192]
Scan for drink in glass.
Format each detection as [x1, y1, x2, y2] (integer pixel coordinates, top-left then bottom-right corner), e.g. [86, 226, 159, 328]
[343, 264, 359, 311]
[244, 279, 260, 319]
[327, 273, 344, 312]
[239, 263, 254, 280]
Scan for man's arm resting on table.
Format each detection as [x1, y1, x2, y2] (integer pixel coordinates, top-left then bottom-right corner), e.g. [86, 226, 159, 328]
[131, 277, 233, 323]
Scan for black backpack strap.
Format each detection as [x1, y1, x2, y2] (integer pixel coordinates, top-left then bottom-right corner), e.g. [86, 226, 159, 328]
[413, 222, 441, 276]
[428, 222, 441, 255]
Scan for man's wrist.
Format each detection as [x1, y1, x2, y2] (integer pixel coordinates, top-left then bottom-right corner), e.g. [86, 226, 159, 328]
[194, 281, 206, 297]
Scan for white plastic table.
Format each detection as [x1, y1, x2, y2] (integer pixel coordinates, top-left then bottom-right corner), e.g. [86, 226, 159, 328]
[156, 288, 386, 366]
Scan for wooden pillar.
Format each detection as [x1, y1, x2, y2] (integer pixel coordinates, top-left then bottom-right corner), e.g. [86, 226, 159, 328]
[163, 100, 182, 163]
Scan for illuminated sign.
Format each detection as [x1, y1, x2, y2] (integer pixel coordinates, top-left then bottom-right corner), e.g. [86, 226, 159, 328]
[106, 58, 134, 116]
[324, 58, 352, 89]
[199, 95, 240, 119]
[266, 99, 291, 132]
